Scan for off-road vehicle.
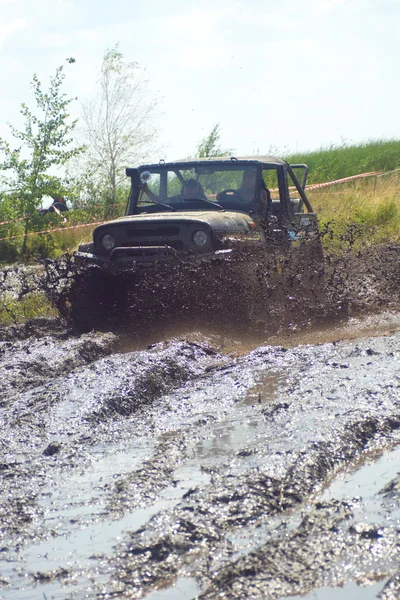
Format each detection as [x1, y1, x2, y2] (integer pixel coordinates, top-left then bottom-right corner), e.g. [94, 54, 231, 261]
[77, 156, 317, 266]
[72, 156, 321, 330]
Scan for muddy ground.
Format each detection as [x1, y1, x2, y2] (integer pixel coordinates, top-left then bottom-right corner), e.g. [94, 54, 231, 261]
[0, 243, 400, 599]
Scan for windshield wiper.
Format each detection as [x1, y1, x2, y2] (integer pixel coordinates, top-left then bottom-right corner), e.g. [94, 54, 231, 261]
[184, 197, 223, 210]
[145, 198, 176, 212]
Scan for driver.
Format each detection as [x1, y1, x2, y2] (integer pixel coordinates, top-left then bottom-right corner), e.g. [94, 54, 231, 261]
[178, 178, 207, 201]
[141, 178, 207, 203]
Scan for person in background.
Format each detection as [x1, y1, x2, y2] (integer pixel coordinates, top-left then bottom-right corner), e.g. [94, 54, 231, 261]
[48, 196, 68, 213]
[39, 196, 69, 215]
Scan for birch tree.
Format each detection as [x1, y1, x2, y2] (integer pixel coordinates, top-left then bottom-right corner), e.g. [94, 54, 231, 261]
[80, 46, 161, 208]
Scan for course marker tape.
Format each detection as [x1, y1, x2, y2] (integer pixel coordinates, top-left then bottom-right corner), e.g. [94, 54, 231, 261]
[375, 167, 400, 178]
[0, 216, 28, 226]
[305, 171, 379, 191]
[0, 220, 107, 242]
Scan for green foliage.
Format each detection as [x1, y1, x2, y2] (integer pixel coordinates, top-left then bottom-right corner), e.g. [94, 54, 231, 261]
[196, 124, 234, 158]
[0, 204, 106, 263]
[284, 139, 400, 250]
[284, 139, 400, 184]
[28, 233, 56, 260]
[0, 240, 20, 263]
[0, 291, 56, 324]
[0, 63, 85, 251]
[69, 170, 129, 219]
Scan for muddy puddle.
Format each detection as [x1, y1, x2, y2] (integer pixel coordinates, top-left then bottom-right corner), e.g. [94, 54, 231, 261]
[118, 310, 400, 356]
[0, 323, 399, 599]
[1, 243, 400, 599]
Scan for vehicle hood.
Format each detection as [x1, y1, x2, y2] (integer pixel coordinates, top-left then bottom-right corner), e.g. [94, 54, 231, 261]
[97, 211, 254, 235]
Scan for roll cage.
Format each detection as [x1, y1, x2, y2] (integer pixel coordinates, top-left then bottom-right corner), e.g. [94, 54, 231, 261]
[125, 157, 313, 221]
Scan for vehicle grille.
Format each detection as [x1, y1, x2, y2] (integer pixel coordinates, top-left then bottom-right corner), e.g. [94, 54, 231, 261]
[123, 225, 185, 252]
[127, 227, 180, 237]
[121, 240, 184, 251]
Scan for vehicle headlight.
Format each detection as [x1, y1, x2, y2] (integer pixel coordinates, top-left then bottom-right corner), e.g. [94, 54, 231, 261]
[193, 230, 208, 247]
[101, 233, 116, 251]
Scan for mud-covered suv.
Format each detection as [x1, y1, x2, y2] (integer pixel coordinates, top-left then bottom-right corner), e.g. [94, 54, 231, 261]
[70, 156, 321, 331]
[76, 156, 319, 271]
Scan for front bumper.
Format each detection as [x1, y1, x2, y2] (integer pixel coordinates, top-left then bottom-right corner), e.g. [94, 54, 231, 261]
[74, 246, 231, 273]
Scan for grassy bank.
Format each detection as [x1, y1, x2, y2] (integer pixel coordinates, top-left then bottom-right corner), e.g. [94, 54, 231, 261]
[308, 170, 399, 250]
[285, 139, 400, 183]
[282, 139, 399, 249]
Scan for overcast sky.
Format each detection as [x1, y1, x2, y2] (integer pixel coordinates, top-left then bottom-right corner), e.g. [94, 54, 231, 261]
[0, 0, 399, 163]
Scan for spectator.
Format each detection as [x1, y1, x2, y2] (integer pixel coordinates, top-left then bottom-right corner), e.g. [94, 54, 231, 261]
[48, 196, 68, 213]
[39, 196, 69, 215]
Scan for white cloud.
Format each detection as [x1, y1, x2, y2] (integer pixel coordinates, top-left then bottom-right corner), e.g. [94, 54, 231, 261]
[24, 0, 84, 28]
[38, 27, 105, 49]
[0, 17, 27, 45]
[315, 0, 351, 12]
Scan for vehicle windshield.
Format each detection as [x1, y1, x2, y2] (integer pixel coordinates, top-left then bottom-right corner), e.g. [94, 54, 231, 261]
[134, 164, 263, 214]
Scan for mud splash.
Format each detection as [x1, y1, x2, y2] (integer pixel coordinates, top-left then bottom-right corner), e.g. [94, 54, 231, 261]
[32, 241, 399, 337]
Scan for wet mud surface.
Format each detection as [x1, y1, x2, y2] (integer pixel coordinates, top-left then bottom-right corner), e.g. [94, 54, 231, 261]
[0, 242, 400, 599]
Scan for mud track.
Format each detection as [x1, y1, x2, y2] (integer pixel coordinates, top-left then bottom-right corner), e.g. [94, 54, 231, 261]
[0, 243, 399, 599]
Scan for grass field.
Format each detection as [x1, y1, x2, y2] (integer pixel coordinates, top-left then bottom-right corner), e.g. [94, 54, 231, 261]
[306, 167, 399, 250]
[284, 139, 400, 183]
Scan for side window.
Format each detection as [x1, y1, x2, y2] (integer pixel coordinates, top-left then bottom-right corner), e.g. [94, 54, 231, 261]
[262, 168, 279, 219]
[287, 170, 303, 213]
[138, 173, 160, 207]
